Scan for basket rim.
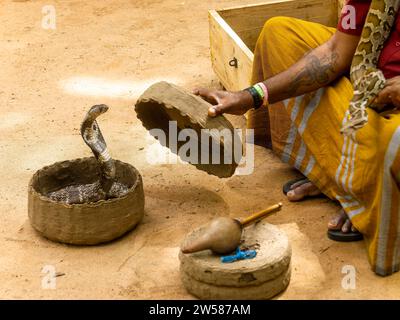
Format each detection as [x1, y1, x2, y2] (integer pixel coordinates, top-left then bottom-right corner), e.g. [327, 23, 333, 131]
[29, 157, 143, 208]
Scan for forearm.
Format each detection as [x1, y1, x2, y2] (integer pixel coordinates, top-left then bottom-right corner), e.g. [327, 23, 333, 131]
[195, 32, 358, 117]
[263, 37, 347, 104]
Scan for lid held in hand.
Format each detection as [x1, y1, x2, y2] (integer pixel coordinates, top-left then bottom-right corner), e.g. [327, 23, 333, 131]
[135, 81, 242, 178]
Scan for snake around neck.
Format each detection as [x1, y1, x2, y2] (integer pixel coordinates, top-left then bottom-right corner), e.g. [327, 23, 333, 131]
[341, 0, 400, 136]
[48, 105, 129, 204]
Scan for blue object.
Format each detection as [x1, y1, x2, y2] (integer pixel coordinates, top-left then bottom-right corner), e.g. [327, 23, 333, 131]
[221, 247, 257, 263]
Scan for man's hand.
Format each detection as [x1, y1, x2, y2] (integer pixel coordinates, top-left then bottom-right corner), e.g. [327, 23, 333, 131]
[193, 88, 254, 117]
[375, 76, 400, 108]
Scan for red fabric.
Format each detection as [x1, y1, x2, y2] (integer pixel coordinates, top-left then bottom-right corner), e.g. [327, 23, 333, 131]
[337, 0, 400, 79]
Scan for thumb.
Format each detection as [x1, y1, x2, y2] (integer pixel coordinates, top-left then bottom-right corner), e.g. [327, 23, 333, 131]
[208, 104, 224, 117]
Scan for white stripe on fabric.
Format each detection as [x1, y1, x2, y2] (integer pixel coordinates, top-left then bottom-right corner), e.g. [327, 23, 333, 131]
[294, 141, 307, 170]
[341, 139, 353, 193]
[348, 142, 359, 195]
[281, 124, 298, 163]
[336, 194, 362, 218]
[376, 127, 400, 274]
[283, 98, 291, 109]
[335, 111, 351, 187]
[347, 206, 365, 219]
[335, 110, 360, 195]
[336, 136, 349, 185]
[341, 201, 360, 209]
[335, 129, 362, 215]
[284, 89, 323, 167]
[289, 95, 303, 121]
[298, 88, 324, 135]
[281, 95, 303, 163]
[304, 156, 315, 177]
[336, 194, 353, 201]
[294, 89, 324, 171]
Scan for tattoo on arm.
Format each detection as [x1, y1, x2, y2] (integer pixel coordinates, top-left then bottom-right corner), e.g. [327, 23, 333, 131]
[285, 50, 339, 95]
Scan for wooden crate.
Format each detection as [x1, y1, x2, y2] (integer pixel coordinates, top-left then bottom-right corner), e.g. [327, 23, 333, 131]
[209, 0, 346, 91]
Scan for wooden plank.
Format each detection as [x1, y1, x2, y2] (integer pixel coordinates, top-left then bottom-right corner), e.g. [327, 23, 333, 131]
[219, 0, 338, 51]
[209, 10, 254, 91]
[209, 0, 342, 91]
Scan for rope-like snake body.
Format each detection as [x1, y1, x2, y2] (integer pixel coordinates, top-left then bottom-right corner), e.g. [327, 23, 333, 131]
[341, 0, 400, 135]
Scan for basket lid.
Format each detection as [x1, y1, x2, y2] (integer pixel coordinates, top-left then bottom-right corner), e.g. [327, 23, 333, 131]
[135, 81, 242, 178]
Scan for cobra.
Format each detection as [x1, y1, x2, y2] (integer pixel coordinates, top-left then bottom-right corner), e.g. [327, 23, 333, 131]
[47, 105, 129, 204]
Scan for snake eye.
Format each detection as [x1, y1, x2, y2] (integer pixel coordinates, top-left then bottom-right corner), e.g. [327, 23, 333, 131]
[93, 124, 97, 130]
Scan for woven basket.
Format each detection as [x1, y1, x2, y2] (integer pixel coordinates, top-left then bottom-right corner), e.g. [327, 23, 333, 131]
[28, 157, 144, 245]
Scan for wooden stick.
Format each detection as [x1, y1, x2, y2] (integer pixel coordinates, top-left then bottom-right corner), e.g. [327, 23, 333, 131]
[238, 202, 282, 227]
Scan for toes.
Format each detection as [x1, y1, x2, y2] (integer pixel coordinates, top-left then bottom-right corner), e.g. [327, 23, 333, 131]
[328, 210, 347, 230]
[328, 210, 359, 235]
[286, 182, 306, 201]
[341, 219, 352, 233]
[289, 179, 308, 190]
[287, 182, 320, 202]
[308, 185, 322, 197]
[286, 190, 299, 201]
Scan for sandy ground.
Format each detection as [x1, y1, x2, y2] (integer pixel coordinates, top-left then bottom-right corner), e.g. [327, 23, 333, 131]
[1, 0, 400, 299]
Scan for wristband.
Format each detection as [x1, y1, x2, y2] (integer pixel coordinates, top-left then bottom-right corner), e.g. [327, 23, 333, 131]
[244, 86, 263, 110]
[256, 82, 269, 106]
[253, 84, 265, 100]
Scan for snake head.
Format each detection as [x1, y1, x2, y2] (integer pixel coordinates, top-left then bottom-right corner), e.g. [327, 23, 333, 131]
[82, 104, 109, 126]
[87, 104, 109, 120]
[81, 104, 110, 143]
[81, 104, 117, 188]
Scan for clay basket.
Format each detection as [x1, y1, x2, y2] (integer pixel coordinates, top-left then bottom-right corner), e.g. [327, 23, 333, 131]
[28, 157, 145, 245]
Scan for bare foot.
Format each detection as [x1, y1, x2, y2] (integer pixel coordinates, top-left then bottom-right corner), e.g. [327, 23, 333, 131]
[286, 179, 322, 202]
[328, 209, 358, 233]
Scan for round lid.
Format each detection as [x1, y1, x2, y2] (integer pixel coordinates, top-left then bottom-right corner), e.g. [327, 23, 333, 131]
[135, 81, 242, 178]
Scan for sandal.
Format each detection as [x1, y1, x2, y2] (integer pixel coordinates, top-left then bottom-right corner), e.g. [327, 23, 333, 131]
[327, 229, 363, 242]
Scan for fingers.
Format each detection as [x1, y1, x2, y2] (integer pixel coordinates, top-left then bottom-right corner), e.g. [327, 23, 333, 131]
[193, 87, 219, 105]
[192, 87, 204, 96]
[392, 95, 400, 109]
[375, 86, 394, 105]
[194, 87, 240, 117]
[385, 75, 400, 86]
[375, 76, 400, 107]
[194, 88, 230, 117]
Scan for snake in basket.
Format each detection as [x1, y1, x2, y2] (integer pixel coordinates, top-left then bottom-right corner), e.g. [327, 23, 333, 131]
[48, 105, 129, 204]
[341, 0, 400, 136]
